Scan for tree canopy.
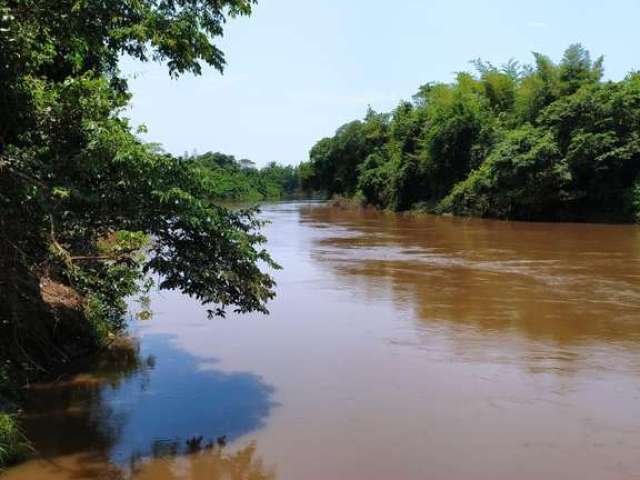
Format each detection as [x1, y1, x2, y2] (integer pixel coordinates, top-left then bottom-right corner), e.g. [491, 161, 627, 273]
[302, 45, 640, 223]
[0, 0, 278, 385]
[187, 151, 302, 202]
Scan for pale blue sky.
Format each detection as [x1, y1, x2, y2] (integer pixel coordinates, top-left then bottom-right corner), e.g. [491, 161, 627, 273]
[121, 0, 640, 166]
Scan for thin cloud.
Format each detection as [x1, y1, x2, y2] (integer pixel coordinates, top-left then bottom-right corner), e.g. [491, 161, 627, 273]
[527, 21, 549, 29]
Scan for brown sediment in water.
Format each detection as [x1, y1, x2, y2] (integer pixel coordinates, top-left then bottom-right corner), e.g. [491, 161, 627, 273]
[4, 202, 640, 480]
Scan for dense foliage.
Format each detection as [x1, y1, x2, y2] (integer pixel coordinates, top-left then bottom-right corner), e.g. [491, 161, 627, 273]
[0, 412, 27, 467]
[0, 0, 278, 410]
[302, 45, 640, 223]
[187, 152, 301, 202]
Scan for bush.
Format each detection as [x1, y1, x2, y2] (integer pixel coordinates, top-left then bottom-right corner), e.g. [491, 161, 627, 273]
[0, 413, 27, 468]
[438, 126, 570, 220]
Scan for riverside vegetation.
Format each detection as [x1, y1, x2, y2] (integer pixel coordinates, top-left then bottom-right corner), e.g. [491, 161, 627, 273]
[1, 2, 639, 471]
[0, 0, 294, 467]
[300, 45, 640, 223]
[186, 152, 302, 202]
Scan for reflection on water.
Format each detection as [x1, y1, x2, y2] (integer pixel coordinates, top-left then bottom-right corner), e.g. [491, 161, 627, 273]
[132, 442, 274, 480]
[305, 207, 640, 349]
[4, 335, 275, 479]
[4, 202, 640, 480]
[4, 442, 274, 480]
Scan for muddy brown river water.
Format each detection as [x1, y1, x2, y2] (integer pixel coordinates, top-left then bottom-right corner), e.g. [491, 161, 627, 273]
[4, 202, 640, 479]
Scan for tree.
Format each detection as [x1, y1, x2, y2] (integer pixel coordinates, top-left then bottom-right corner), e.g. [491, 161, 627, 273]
[305, 110, 389, 196]
[0, 0, 277, 382]
[558, 43, 604, 96]
[303, 45, 640, 224]
[439, 126, 570, 219]
[188, 153, 301, 201]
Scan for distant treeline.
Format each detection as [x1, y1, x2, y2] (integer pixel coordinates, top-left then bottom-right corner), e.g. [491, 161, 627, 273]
[300, 45, 640, 223]
[186, 152, 302, 201]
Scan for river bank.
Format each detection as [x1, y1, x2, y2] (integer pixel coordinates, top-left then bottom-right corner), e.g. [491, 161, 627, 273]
[0, 269, 142, 469]
[0, 335, 141, 470]
[329, 194, 640, 224]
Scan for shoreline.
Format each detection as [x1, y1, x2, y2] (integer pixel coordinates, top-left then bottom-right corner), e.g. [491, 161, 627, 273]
[327, 195, 640, 226]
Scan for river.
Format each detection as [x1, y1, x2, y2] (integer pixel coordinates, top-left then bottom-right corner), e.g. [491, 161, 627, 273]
[4, 202, 640, 480]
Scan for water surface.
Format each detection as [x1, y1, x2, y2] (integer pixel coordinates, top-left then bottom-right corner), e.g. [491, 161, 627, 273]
[5, 202, 640, 479]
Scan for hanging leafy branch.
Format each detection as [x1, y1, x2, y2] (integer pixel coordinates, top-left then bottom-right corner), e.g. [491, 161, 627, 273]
[0, 0, 278, 389]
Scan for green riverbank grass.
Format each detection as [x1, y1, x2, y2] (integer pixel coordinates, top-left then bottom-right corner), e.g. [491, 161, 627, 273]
[0, 413, 28, 468]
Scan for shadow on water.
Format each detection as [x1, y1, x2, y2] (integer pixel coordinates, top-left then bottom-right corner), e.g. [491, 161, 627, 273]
[16, 334, 276, 479]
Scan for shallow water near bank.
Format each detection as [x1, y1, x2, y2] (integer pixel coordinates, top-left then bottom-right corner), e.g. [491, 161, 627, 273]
[4, 202, 640, 480]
